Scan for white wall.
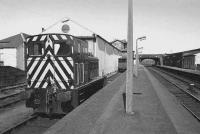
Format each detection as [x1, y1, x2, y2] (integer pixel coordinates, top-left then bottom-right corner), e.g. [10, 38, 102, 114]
[195, 53, 200, 65]
[95, 36, 121, 76]
[96, 37, 106, 76]
[82, 36, 122, 76]
[16, 43, 25, 70]
[0, 48, 17, 67]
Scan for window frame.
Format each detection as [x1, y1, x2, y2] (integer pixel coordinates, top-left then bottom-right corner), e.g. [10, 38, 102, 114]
[28, 42, 44, 56]
[53, 41, 72, 56]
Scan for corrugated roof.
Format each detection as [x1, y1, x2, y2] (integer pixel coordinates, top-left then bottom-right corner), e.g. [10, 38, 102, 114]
[0, 33, 30, 48]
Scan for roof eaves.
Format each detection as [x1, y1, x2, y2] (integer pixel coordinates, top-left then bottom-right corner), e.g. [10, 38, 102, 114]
[95, 34, 122, 52]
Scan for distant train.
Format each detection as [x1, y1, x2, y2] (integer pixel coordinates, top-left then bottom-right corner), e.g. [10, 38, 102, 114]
[24, 34, 102, 115]
[118, 57, 127, 72]
[118, 56, 137, 72]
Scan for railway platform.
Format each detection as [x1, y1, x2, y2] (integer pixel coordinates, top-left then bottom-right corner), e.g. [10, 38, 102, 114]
[44, 65, 200, 134]
[160, 65, 200, 75]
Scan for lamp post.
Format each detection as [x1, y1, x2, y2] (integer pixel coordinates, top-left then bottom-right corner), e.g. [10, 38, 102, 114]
[135, 36, 146, 77]
[125, 0, 134, 114]
[138, 47, 143, 63]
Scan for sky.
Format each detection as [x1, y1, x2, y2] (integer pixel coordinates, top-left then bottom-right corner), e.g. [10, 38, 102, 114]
[0, 0, 200, 54]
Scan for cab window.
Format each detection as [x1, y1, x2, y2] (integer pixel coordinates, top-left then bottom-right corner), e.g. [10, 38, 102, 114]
[54, 42, 71, 56]
[28, 43, 44, 56]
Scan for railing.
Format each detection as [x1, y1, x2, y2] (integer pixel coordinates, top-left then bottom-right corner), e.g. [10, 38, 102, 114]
[71, 77, 106, 108]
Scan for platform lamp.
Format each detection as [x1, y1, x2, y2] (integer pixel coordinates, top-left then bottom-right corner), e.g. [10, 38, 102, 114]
[135, 36, 146, 77]
[138, 46, 143, 61]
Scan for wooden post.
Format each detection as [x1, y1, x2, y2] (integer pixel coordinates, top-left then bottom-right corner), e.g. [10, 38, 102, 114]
[125, 0, 134, 114]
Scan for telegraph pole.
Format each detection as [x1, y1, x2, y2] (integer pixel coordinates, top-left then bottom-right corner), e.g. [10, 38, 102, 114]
[125, 0, 134, 114]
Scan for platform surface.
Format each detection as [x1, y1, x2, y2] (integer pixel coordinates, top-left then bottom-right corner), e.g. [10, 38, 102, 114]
[44, 66, 200, 134]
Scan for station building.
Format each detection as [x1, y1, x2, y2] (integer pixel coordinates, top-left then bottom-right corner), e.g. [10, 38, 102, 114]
[0, 33, 28, 87]
[182, 49, 200, 70]
[41, 21, 125, 76]
[163, 48, 200, 70]
[0, 33, 29, 71]
[79, 35, 123, 76]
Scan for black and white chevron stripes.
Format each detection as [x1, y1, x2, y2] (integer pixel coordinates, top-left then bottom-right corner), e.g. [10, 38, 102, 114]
[26, 34, 74, 89]
[27, 34, 74, 42]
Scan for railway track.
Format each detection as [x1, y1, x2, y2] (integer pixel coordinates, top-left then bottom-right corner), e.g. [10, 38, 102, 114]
[0, 83, 26, 92]
[0, 114, 37, 134]
[0, 73, 121, 134]
[147, 66, 200, 121]
[0, 114, 59, 134]
[155, 66, 200, 90]
[0, 84, 26, 108]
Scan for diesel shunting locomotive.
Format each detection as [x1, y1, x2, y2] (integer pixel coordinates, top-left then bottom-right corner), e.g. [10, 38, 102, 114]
[24, 34, 100, 115]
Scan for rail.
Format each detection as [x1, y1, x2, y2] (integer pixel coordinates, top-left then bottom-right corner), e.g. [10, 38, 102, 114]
[0, 83, 26, 92]
[156, 66, 200, 86]
[0, 114, 38, 134]
[148, 66, 200, 121]
[0, 83, 26, 108]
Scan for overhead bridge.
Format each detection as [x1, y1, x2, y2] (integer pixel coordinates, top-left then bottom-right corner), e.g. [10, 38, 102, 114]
[139, 54, 164, 65]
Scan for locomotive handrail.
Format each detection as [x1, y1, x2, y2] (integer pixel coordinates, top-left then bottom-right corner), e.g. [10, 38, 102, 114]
[76, 76, 106, 91]
[71, 76, 106, 108]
